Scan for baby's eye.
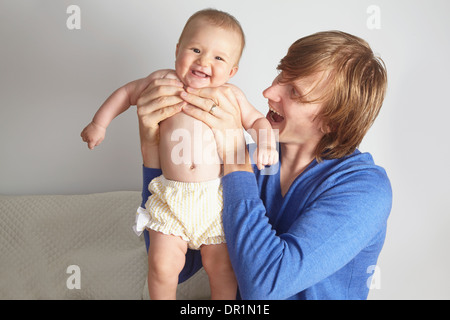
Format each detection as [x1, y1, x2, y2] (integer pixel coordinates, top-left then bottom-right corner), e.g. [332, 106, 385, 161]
[215, 56, 224, 61]
[192, 48, 200, 53]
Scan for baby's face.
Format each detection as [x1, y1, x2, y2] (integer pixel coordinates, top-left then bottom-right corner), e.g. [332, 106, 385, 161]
[175, 19, 241, 89]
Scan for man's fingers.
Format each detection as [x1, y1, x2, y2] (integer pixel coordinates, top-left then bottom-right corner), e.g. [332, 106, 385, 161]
[180, 91, 216, 113]
[140, 101, 185, 127]
[143, 78, 184, 95]
[185, 86, 215, 100]
[182, 103, 216, 128]
[137, 95, 184, 116]
[138, 87, 184, 107]
[138, 78, 185, 106]
[158, 101, 185, 120]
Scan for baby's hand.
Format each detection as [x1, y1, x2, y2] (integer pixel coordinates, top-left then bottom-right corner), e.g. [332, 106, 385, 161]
[80, 122, 106, 150]
[255, 144, 279, 170]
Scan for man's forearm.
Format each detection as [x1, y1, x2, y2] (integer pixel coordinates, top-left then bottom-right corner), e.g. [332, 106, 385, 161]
[223, 146, 253, 176]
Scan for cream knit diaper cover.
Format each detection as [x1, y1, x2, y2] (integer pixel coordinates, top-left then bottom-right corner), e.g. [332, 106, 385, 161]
[134, 175, 225, 250]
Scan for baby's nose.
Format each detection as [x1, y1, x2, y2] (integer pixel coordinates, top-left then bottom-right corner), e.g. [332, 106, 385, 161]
[197, 54, 211, 66]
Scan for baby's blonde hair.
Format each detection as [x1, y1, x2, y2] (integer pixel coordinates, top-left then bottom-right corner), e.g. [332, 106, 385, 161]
[178, 8, 246, 65]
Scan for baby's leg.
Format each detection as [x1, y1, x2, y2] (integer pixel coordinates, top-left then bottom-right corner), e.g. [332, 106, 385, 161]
[147, 229, 188, 299]
[201, 243, 237, 300]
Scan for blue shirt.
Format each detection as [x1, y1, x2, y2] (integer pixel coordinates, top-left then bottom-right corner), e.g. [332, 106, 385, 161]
[142, 149, 392, 300]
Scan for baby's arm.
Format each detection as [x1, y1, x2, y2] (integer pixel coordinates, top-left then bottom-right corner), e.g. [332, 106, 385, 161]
[226, 84, 278, 170]
[81, 69, 175, 149]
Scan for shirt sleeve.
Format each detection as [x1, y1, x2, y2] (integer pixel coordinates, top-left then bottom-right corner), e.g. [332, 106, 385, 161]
[221, 169, 392, 299]
[141, 165, 162, 208]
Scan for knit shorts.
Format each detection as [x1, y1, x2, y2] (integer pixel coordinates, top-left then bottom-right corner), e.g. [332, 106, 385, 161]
[134, 175, 225, 250]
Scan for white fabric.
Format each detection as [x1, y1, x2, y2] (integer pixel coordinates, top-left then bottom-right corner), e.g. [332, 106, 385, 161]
[133, 206, 151, 236]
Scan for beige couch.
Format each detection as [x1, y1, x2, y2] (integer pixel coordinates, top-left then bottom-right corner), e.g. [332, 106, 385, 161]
[0, 191, 210, 299]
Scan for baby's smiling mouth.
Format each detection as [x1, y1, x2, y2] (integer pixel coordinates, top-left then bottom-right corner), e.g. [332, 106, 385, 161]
[191, 70, 210, 78]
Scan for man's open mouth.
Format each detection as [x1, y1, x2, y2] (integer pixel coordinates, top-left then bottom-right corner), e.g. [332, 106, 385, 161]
[268, 106, 284, 122]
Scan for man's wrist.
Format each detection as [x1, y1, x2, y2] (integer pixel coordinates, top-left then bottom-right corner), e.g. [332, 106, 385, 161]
[223, 148, 253, 175]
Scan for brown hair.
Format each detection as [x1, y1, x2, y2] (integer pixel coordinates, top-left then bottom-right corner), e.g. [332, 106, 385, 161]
[278, 31, 387, 161]
[178, 8, 246, 65]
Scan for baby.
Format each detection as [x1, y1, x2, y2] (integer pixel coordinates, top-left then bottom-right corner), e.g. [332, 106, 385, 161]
[81, 9, 277, 299]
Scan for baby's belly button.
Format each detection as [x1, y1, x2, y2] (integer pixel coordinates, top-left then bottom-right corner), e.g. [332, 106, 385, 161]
[163, 162, 221, 181]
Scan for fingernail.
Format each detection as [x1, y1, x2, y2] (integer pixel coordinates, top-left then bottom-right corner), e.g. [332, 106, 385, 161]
[180, 91, 187, 98]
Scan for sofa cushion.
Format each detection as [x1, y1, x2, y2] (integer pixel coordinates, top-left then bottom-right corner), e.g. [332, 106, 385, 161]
[0, 191, 211, 299]
[0, 191, 147, 299]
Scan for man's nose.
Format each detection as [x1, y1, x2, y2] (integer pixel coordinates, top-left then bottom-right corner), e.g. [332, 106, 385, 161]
[263, 83, 281, 102]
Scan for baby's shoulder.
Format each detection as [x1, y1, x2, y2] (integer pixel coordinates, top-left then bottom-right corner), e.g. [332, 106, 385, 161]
[161, 69, 179, 80]
[223, 83, 242, 93]
[146, 69, 178, 81]
[222, 83, 247, 103]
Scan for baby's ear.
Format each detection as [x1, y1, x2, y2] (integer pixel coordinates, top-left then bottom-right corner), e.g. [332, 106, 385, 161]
[229, 66, 239, 78]
[175, 43, 180, 57]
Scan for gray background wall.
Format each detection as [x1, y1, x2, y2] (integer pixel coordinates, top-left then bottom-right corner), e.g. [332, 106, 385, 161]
[1, 0, 449, 299]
